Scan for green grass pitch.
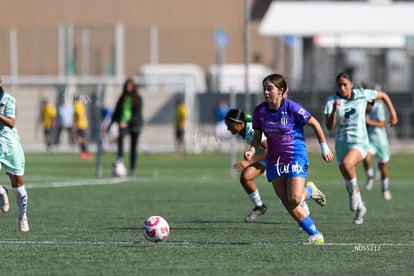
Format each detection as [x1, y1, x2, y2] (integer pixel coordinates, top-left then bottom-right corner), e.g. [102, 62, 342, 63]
[0, 151, 412, 275]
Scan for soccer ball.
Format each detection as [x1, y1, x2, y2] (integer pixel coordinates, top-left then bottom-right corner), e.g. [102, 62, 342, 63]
[112, 160, 127, 177]
[142, 216, 170, 243]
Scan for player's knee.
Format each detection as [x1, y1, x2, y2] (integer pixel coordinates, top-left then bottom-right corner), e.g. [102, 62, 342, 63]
[287, 195, 301, 206]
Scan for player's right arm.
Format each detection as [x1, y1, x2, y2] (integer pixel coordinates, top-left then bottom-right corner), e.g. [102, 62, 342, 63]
[0, 114, 15, 128]
[325, 98, 339, 130]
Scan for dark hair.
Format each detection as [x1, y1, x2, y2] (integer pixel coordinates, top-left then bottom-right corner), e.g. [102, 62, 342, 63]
[120, 77, 140, 107]
[262, 74, 288, 94]
[225, 108, 245, 123]
[336, 72, 353, 84]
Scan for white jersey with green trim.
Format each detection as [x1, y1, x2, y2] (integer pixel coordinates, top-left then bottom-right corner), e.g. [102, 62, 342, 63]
[324, 88, 377, 144]
[367, 101, 388, 146]
[0, 91, 22, 154]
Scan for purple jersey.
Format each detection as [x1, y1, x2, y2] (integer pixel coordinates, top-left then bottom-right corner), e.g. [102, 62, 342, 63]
[252, 99, 311, 166]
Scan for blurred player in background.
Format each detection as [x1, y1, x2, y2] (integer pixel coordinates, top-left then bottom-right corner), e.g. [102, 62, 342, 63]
[107, 78, 143, 177]
[40, 98, 57, 152]
[100, 105, 114, 153]
[175, 99, 188, 156]
[74, 95, 93, 160]
[324, 72, 397, 224]
[226, 108, 326, 224]
[363, 99, 392, 200]
[246, 74, 333, 245]
[0, 79, 30, 232]
[56, 96, 74, 148]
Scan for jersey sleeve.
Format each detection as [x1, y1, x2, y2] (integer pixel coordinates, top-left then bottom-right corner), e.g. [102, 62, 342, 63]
[364, 89, 378, 103]
[291, 101, 311, 124]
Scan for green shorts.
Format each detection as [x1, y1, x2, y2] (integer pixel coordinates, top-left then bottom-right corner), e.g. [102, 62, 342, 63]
[0, 142, 25, 176]
[368, 143, 390, 163]
[335, 141, 369, 166]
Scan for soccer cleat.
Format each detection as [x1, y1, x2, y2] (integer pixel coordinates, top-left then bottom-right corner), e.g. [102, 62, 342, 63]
[304, 233, 324, 246]
[352, 205, 367, 225]
[0, 186, 10, 213]
[80, 151, 93, 161]
[349, 191, 358, 212]
[19, 215, 30, 232]
[244, 204, 267, 223]
[365, 177, 374, 191]
[306, 182, 327, 207]
[383, 190, 392, 201]
[346, 185, 359, 212]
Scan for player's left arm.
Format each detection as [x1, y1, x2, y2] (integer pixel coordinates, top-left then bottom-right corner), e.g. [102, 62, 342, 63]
[376, 91, 398, 127]
[365, 113, 385, 128]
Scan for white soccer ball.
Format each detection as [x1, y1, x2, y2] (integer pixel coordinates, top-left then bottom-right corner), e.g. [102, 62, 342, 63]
[142, 216, 170, 243]
[112, 160, 127, 177]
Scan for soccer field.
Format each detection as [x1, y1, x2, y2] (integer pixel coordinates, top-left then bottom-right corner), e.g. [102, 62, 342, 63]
[0, 152, 412, 275]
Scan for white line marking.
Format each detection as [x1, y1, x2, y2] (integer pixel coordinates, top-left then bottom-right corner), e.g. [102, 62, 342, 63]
[25, 177, 144, 189]
[0, 240, 138, 246]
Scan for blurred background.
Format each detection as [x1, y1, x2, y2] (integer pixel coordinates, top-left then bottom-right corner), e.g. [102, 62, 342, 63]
[1, 0, 413, 153]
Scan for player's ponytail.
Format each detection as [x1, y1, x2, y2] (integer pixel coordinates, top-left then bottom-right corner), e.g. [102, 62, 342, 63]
[244, 114, 252, 122]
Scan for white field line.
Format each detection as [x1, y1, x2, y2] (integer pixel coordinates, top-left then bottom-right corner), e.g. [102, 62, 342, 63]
[25, 177, 137, 189]
[0, 240, 413, 247]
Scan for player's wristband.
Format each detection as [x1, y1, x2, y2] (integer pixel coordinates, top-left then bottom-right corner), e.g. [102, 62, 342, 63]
[320, 143, 330, 157]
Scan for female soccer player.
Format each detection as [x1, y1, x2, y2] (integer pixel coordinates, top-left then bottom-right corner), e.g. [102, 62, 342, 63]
[324, 72, 397, 224]
[225, 108, 326, 224]
[363, 100, 392, 200]
[0, 79, 30, 232]
[108, 78, 143, 177]
[245, 74, 333, 245]
[225, 108, 269, 222]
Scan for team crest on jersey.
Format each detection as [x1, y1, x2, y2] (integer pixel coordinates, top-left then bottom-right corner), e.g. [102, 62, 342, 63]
[280, 111, 288, 125]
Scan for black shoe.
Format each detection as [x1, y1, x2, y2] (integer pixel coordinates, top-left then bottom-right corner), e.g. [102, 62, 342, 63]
[244, 204, 267, 223]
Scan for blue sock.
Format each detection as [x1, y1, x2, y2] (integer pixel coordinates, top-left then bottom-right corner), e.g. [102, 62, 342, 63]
[305, 186, 312, 200]
[298, 215, 320, 235]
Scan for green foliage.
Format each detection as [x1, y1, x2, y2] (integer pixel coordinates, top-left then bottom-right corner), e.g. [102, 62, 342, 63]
[0, 152, 412, 275]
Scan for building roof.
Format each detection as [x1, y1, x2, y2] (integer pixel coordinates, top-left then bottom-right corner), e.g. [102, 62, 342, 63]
[259, 1, 414, 36]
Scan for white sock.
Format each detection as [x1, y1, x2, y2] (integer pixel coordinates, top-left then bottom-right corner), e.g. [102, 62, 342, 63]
[13, 186, 28, 219]
[366, 169, 374, 178]
[382, 178, 389, 191]
[357, 191, 364, 209]
[248, 190, 263, 207]
[301, 193, 306, 204]
[345, 178, 357, 194]
[301, 201, 310, 216]
[0, 185, 6, 195]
